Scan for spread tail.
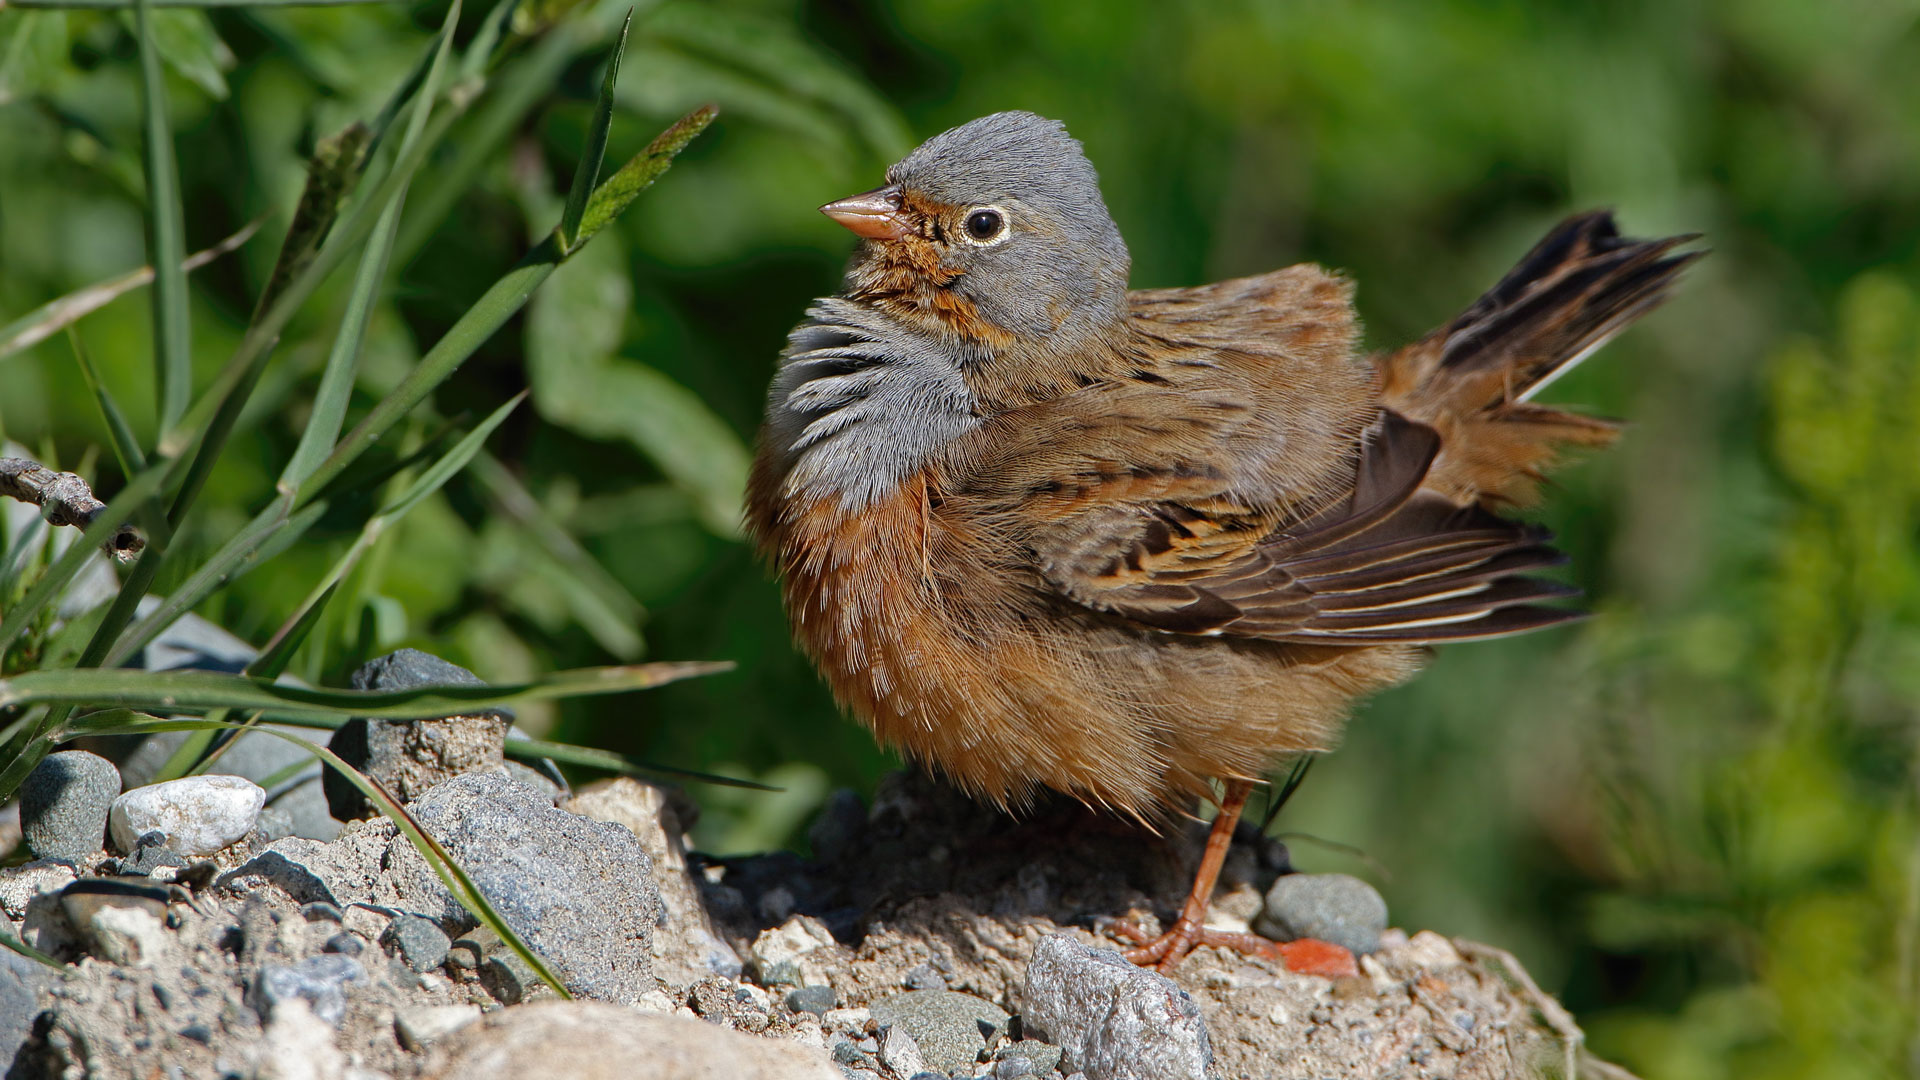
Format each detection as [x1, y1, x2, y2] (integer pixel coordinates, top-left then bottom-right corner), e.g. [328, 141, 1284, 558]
[1379, 210, 1702, 506]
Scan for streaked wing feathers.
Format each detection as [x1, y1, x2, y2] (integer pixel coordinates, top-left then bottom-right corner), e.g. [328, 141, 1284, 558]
[1041, 411, 1582, 644]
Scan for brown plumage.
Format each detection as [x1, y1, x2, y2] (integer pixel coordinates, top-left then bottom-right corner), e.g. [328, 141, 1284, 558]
[747, 112, 1698, 969]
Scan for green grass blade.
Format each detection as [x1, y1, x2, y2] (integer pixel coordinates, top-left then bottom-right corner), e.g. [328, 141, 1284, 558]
[0, 462, 168, 656]
[570, 103, 714, 249]
[67, 329, 147, 477]
[0, 221, 257, 364]
[397, 2, 631, 266]
[380, 392, 524, 522]
[502, 736, 778, 791]
[298, 238, 562, 503]
[305, 106, 712, 504]
[104, 495, 325, 669]
[472, 452, 644, 659]
[0, 924, 61, 970]
[264, 392, 523, 673]
[281, 5, 459, 490]
[134, 0, 191, 433]
[558, 8, 630, 250]
[18, 660, 731, 719]
[8, 0, 397, 7]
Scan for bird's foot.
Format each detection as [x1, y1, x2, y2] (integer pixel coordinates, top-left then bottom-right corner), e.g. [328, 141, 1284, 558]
[1109, 917, 1359, 977]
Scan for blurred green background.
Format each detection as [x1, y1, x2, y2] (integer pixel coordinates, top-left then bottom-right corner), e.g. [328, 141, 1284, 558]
[3, 0, 1917, 1075]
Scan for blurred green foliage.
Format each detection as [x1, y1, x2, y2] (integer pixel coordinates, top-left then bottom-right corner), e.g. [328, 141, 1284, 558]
[2, 0, 1917, 1074]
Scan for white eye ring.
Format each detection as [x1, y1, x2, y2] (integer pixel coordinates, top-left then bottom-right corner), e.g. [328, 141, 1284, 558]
[960, 206, 1011, 246]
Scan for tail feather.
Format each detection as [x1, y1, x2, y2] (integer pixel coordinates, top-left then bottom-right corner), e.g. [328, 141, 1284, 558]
[1379, 210, 1702, 507]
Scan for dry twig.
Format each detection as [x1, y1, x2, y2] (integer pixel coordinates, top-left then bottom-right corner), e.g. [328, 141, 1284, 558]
[0, 458, 144, 561]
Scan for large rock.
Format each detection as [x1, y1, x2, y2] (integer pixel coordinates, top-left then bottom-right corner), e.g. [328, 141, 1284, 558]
[324, 649, 514, 821]
[405, 771, 660, 1004]
[19, 751, 119, 862]
[1022, 935, 1215, 1080]
[430, 1001, 842, 1080]
[562, 777, 741, 988]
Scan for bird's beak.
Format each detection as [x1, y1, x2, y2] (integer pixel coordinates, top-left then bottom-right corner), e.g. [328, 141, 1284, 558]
[821, 185, 910, 241]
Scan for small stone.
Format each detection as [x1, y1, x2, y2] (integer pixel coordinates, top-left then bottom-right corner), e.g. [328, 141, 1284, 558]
[483, 949, 543, 1005]
[1023, 935, 1214, 1080]
[251, 954, 366, 1026]
[108, 776, 265, 856]
[323, 649, 514, 819]
[386, 914, 452, 973]
[1275, 938, 1359, 978]
[60, 878, 172, 966]
[395, 1003, 482, 1051]
[870, 990, 1009, 1074]
[179, 1022, 213, 1044]
[876, 1024, 926, 1078]
[322, 932, 365, 957]
[995, 1060, 1036, 1079]
[787, 984, 836, 1017]
[749, 915, 838, 988]
[109, 833, 188, 878]
[903, 963, 947, 992]
[822, 1007, 871, 1033]
[830, 1039, 864, 1065]
[998, 1040, 1062, 1075]
[20, 751, 120, 862]
[1253, 872, 1388, 956]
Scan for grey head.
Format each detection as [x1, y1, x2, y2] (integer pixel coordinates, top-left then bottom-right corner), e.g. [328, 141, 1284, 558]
[762, 112, 1131, 509]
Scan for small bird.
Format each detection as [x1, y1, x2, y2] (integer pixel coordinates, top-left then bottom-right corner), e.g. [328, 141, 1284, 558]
[747, 111, 1697, 970]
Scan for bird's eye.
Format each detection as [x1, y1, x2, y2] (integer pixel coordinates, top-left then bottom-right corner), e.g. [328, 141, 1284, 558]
[962, 208, 1008, 244]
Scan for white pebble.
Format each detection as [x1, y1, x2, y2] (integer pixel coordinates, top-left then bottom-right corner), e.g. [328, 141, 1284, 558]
[108, 775, 266, 855]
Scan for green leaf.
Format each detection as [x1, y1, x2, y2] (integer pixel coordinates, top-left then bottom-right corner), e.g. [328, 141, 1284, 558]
[264, 392, 525, 674]
[570, 103, 714, 249]
[104, 495, 325, 669]
[14, 660, 731, 720]
[68, 328, 147, 478]
[118, 8, 232, 100]
[559, 7, 631, 251]
[133, 0, 191, 433]
[282, 13, 460, 489]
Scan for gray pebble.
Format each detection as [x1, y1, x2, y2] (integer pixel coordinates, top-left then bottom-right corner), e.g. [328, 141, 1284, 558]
[998, 1039, 1062, 1075]
[20, 751, 121, 862]
[1253, 872, 1389, 955]
[995, 1058, 1036, 1079]
[871, 990, 1009, 1074]
[321, 933, 364, 957]
[903, 963, 948, 991]
[830, 1039, 865, 1065]
[786, 984, 837, 1017]
[483, 949, 542, 1005]
[385, 914, 452, 973]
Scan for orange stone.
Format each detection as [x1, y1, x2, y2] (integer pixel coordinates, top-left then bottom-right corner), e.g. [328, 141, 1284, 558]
[1276, 938, 1360, 978]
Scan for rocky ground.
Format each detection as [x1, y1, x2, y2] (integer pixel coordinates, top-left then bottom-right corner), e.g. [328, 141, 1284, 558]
[0, 648, 1634, 1080]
